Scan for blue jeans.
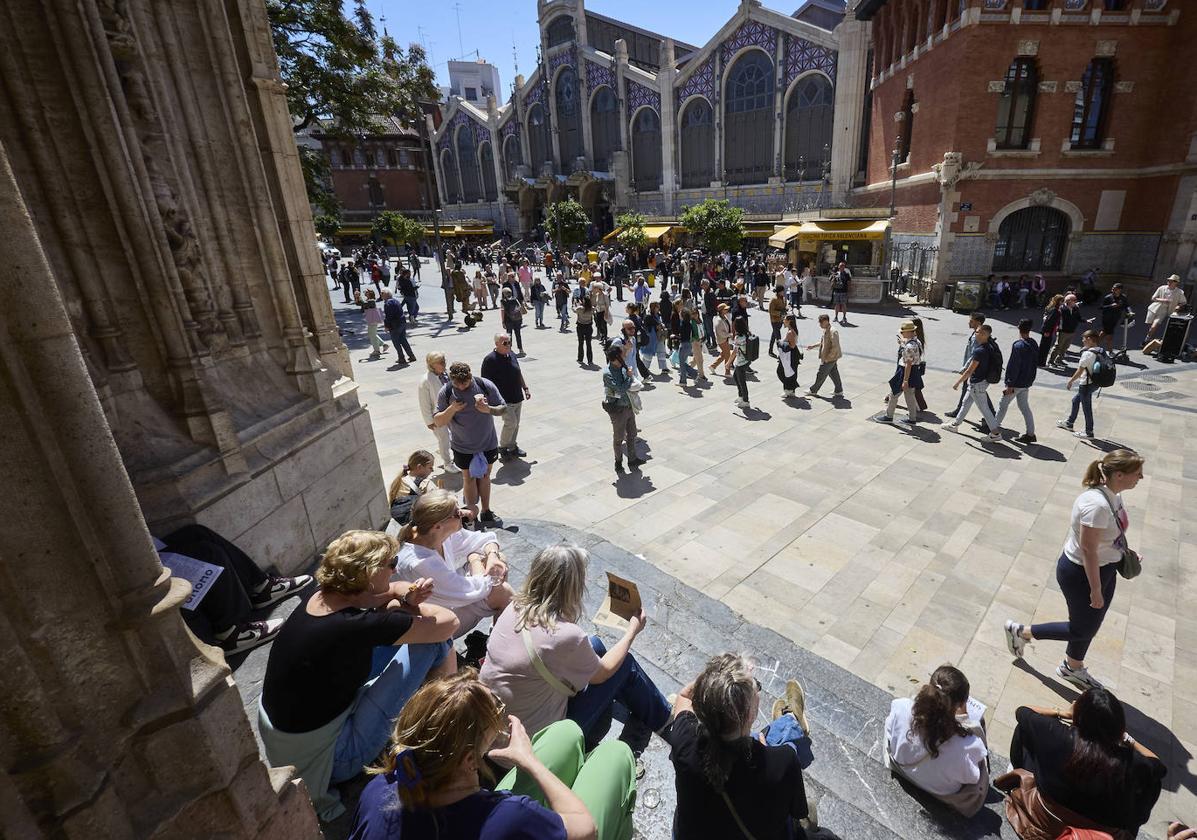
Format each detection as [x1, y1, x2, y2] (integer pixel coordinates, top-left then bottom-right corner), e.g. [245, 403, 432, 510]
[388, 327, 414, 360]
[1067, 383, 1096, 435]
[702, 312, 715, 348]
[996, 387, 1036, 436]
[759, 713, 815, 770]
[558, 302, 570, 328]
[676, 342, 697, 384]
[534, 299, 546, 325]
[956, 381, 999, 430]
[403, 295, 419, 320]
[566, 637, 671, 750]
[331, 641, 450, 782]
[1031, 554, 1117, 661]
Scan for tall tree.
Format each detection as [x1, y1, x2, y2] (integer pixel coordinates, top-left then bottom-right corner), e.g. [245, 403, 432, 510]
[372, 211, 425, 254]
[615, 211, 648, 252]
[680, 199, 745, 254]
[544, 200, 590, 249]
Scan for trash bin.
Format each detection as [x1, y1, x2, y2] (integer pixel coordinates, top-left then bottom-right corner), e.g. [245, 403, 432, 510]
[942, 284, 955, 310]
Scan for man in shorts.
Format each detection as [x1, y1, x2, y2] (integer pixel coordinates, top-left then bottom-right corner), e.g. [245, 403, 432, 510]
[434, 362, 507, 524]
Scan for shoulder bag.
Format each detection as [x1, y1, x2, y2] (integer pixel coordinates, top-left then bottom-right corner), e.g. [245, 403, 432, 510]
[519, 627, 579, 697]
[1096, 488, 1140, 579]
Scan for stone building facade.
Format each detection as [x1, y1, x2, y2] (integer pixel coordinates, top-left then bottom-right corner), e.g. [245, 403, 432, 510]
[0, 0, 385, 833]
[430, 0, 870, 238]
[854, 0, 1195, 297]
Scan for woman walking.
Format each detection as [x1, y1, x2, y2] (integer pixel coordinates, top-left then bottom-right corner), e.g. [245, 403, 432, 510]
[912, 317, 928, 412]
[1003, 450, 1144, 691]
[642, 301, 670, 374]
[1038, 294, 1064, 368]
[602, 346, 644, 472]
[472, 269, 487, 311]
[711, 303, 733, 376]
[500, 287, 525, 354]
[575, 295, 596, 366]
[776, 314, 801, 397]
[359, 289, 387, 358]
[531, 274, 548, 327]
[731, 317, 751, 410]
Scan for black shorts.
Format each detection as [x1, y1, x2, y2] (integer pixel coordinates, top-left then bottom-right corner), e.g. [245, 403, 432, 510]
[452, 448, 499, 470]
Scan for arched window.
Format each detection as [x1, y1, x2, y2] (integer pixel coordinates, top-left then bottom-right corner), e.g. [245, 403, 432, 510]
[527, 104, 549, 172]
[995, 58, 1037, 149]
[723, 50, 775, 185]
[479, 142, 497, 201]
[679, 98, 715, 188]
[367, 175, 385, 208]
[457, 126, 481, 202]
[631, 108, 662, 190]
[440, 148, 461, 203]
[590, 86, 621, 171]
[502, 133, 522, 181]
[555, 66, 583, 169]
[1071, 58, 1114, 150]
[898, 90, 914, 163]
[546, 16, 573, 47]
[784, 75, 834, 181]
[993, 206, 1069, 272]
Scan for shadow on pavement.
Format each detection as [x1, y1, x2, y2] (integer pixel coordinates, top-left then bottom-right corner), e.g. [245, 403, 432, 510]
[493, 458, 533, 486]
[615, 471, 655, 498]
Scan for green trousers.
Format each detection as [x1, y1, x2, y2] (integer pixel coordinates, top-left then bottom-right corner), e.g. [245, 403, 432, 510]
[497, 720, 637, 840]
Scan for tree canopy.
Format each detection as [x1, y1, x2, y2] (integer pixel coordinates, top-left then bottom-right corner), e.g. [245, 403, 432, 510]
[544, 200, 590, 249]
[679, 199, 744, 254]
[314, 213, 341, 241]
[372, 211, 425, 250]
[615, 211, 648, 251]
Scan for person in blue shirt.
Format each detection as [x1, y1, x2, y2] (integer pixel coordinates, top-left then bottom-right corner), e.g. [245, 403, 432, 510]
[947, 324, 1002, 442]
[995, 318, 1039, 444]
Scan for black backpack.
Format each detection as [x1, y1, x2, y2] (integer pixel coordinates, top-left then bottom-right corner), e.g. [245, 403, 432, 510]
[985, 341, 1003, 385]
[1090, 348, 1117, 387]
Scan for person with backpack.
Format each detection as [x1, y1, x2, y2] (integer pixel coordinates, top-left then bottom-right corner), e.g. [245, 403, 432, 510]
[946, 312, 995, 429]
[995, 318, 1039, 444]
[1057, 330, 1110, 440]
[874, 320, 923, 428]
[731, 316, 752, 410]
[947, 324, 1002, 442]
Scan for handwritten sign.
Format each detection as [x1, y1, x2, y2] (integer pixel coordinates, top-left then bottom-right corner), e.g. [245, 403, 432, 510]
[158, 551, 224, 611]
[592, 572, 642, 631]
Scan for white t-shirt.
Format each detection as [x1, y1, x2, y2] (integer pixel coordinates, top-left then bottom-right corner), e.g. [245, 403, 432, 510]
[1077, 348, 1097, 385]
[479, 605, 602, 740]
[1062, 487, 1127, 566]
[885, 698, 986, 796]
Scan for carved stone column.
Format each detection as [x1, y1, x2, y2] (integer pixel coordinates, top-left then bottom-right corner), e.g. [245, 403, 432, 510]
[831, 13, 871, 203]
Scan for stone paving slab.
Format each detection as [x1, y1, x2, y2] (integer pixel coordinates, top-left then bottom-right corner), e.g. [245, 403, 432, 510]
[296, 264, 1195, 834]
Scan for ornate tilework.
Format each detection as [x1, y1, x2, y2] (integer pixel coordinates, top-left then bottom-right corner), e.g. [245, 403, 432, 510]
[586, 59, 616, 96]
[675, 54, 715, 112]
[1063, 0, 1086, 9]
[627, 79, 660, 115]
[721, 19, 777, 66]
[548, 45, 576, 80]
[523, 76, 547, 111]
[474, 122, 491, 148]
[1143, 0, 1166, 9]
[500, 118, 520, 141]
[784, 35, 838, 87]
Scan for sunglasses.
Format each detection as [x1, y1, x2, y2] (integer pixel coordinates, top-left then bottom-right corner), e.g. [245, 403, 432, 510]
[389, 556, 399, 571]
[754, 678, 762, 693]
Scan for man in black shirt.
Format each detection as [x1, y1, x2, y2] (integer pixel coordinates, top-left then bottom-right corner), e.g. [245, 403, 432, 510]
[701, 279, 718, 351]
[480, 334, 530, 460]
[1097, 283, 1132, 352]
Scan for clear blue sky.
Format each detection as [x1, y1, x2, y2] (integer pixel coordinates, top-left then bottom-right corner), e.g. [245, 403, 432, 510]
[369, 0, 802, 98]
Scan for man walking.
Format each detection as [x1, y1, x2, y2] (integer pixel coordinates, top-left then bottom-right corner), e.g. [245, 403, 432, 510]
[947, 324, 1002, 441]
[480, 334, 530, 461]
[434, 362, 506, 524]
[784, 263, 802, 317]
[767, 284, 786, 357]
[441, 258, 457, 318]
[995, 318, 1038, 444]
[397, 268, 420, 323]
[805, 314, 843, 398]
[1047, 293, 1083, 368]
[832, 261, 852, 325]
[946, 312, 995, 429]
[701, 279, 717, 351]
[381, 290, 417, 364]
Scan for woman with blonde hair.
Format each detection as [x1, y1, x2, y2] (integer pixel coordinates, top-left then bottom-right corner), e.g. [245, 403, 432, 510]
[393, 488, 514, 638]
[259, 530, 459, 820]
[418, 351, 460, 473]
[667, 654, 813, 839]
[885, 664, 989, 816]
[385, 450, 436, 531]
[480, 545, 670, 756]
[351, 670, 638, 840]
[1004, 449, 1144, 692]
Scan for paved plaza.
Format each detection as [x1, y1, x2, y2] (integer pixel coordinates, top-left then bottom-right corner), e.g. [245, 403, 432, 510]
[337, 261, 1197, 831]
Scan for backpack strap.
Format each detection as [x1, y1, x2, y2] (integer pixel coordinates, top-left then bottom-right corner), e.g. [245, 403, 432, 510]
[520, 627, 578, 697]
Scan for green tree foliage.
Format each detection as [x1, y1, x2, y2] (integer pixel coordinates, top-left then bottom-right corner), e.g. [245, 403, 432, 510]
[267, 0, 438, 212]
[372, 211, 425, 252]
[314, 213, 342, 241]
[679, 199, 745, 254]
[545, 199, 590, 249]
[615, 211, 648, 251]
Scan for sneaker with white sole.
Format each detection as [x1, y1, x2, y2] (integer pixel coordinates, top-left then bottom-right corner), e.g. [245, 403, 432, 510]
[1056, 419, 1074, 431]
[250, 574, 313, 608]
[1004, 620, 1027, 658]
[945, 422, 962, 433]
[1057, 660, 1103, 691]
[220, 618, 284, 654]
[1074, 430, 1095, 439]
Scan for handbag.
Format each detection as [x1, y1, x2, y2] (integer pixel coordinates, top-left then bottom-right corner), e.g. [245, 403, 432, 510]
[994, 769, 1127, 840]
[1097, 488, 1140, 579]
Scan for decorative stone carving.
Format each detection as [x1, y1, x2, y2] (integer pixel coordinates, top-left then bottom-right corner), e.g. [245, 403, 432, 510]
[1115, 80, 1135, 93]
[1096, 40, 1117, 57]
[1017, 40, 1039, 56]
[1038, 80, 1058, 93]
[985, 231, 1000, 244]
[988, 80, 1007, 93]
[933, 152, 982, 190]
[894, 110, 906, 122]
[1064, 80, 1082, 93]
[907, 73, 914, 89]
[1029, 187, 1057, 206]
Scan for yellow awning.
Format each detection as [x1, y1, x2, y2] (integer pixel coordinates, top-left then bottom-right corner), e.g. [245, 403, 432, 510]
[767, 224, 804, 249]
[643, 225, 674, 240]
[743, 223, 781, 237]
[798, 220, 889, 244]
[602, 226, 623, 242]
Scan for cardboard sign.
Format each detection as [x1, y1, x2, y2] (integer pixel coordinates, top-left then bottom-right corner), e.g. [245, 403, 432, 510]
[592, 572, 642, 631]
[158, 551, 224, 611]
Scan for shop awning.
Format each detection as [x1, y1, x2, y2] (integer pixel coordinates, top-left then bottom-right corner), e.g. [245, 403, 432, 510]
[798, 220, 889, 244]
[602, 226, 623, 242]
[743, 223, 782, 238]
[767, 224, 804, 249]
[643, 225, 674, 240]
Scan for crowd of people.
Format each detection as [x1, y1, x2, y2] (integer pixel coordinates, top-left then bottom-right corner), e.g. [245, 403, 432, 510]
[203, 239, 1196, 838]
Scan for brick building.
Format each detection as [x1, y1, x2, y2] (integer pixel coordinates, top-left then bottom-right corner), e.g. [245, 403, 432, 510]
[853, 0, 1196, 300]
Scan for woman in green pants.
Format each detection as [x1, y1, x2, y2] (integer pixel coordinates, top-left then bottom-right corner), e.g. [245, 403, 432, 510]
[351, 669, 637, 840]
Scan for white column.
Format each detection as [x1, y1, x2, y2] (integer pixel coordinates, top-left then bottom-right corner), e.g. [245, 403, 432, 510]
[659, 39, 678, 213]
[427, 114, 448, 204]
[771, 33, 785, 183]
[830, 16, 870, 203]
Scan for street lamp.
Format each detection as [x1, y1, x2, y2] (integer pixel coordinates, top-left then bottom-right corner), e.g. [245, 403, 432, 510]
[883, 137, 902, 291]
[415, 101, 446, 284]
[821, 143, 831, 209]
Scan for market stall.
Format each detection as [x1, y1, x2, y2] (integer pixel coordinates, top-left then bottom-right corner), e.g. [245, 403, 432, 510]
[768, 218, 890, 303]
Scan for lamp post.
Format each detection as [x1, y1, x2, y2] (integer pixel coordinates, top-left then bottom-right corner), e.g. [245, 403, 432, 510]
[883, 137, 901, 290]
[416, 102, 446, 285]
[821, 143, 831, 209]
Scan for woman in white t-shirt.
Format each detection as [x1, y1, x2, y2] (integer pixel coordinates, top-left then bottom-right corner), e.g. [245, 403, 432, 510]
[1003, 449, 1145, 691]
[480, 544, 671, 757]
[885, 665, 989, 816]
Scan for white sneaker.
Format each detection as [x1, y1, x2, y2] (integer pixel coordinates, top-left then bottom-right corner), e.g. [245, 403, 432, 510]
[945, 422, 961, 433]
[783, 389, 795, 397]
[444, 462, 462, 474]
[1057, 660, 1103, 690]
[1004, 620, 1027, 658]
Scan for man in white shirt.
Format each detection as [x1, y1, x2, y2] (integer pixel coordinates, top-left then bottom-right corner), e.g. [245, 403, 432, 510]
[784, 264, 801, 316]
[1142, 273, 1187, 345]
